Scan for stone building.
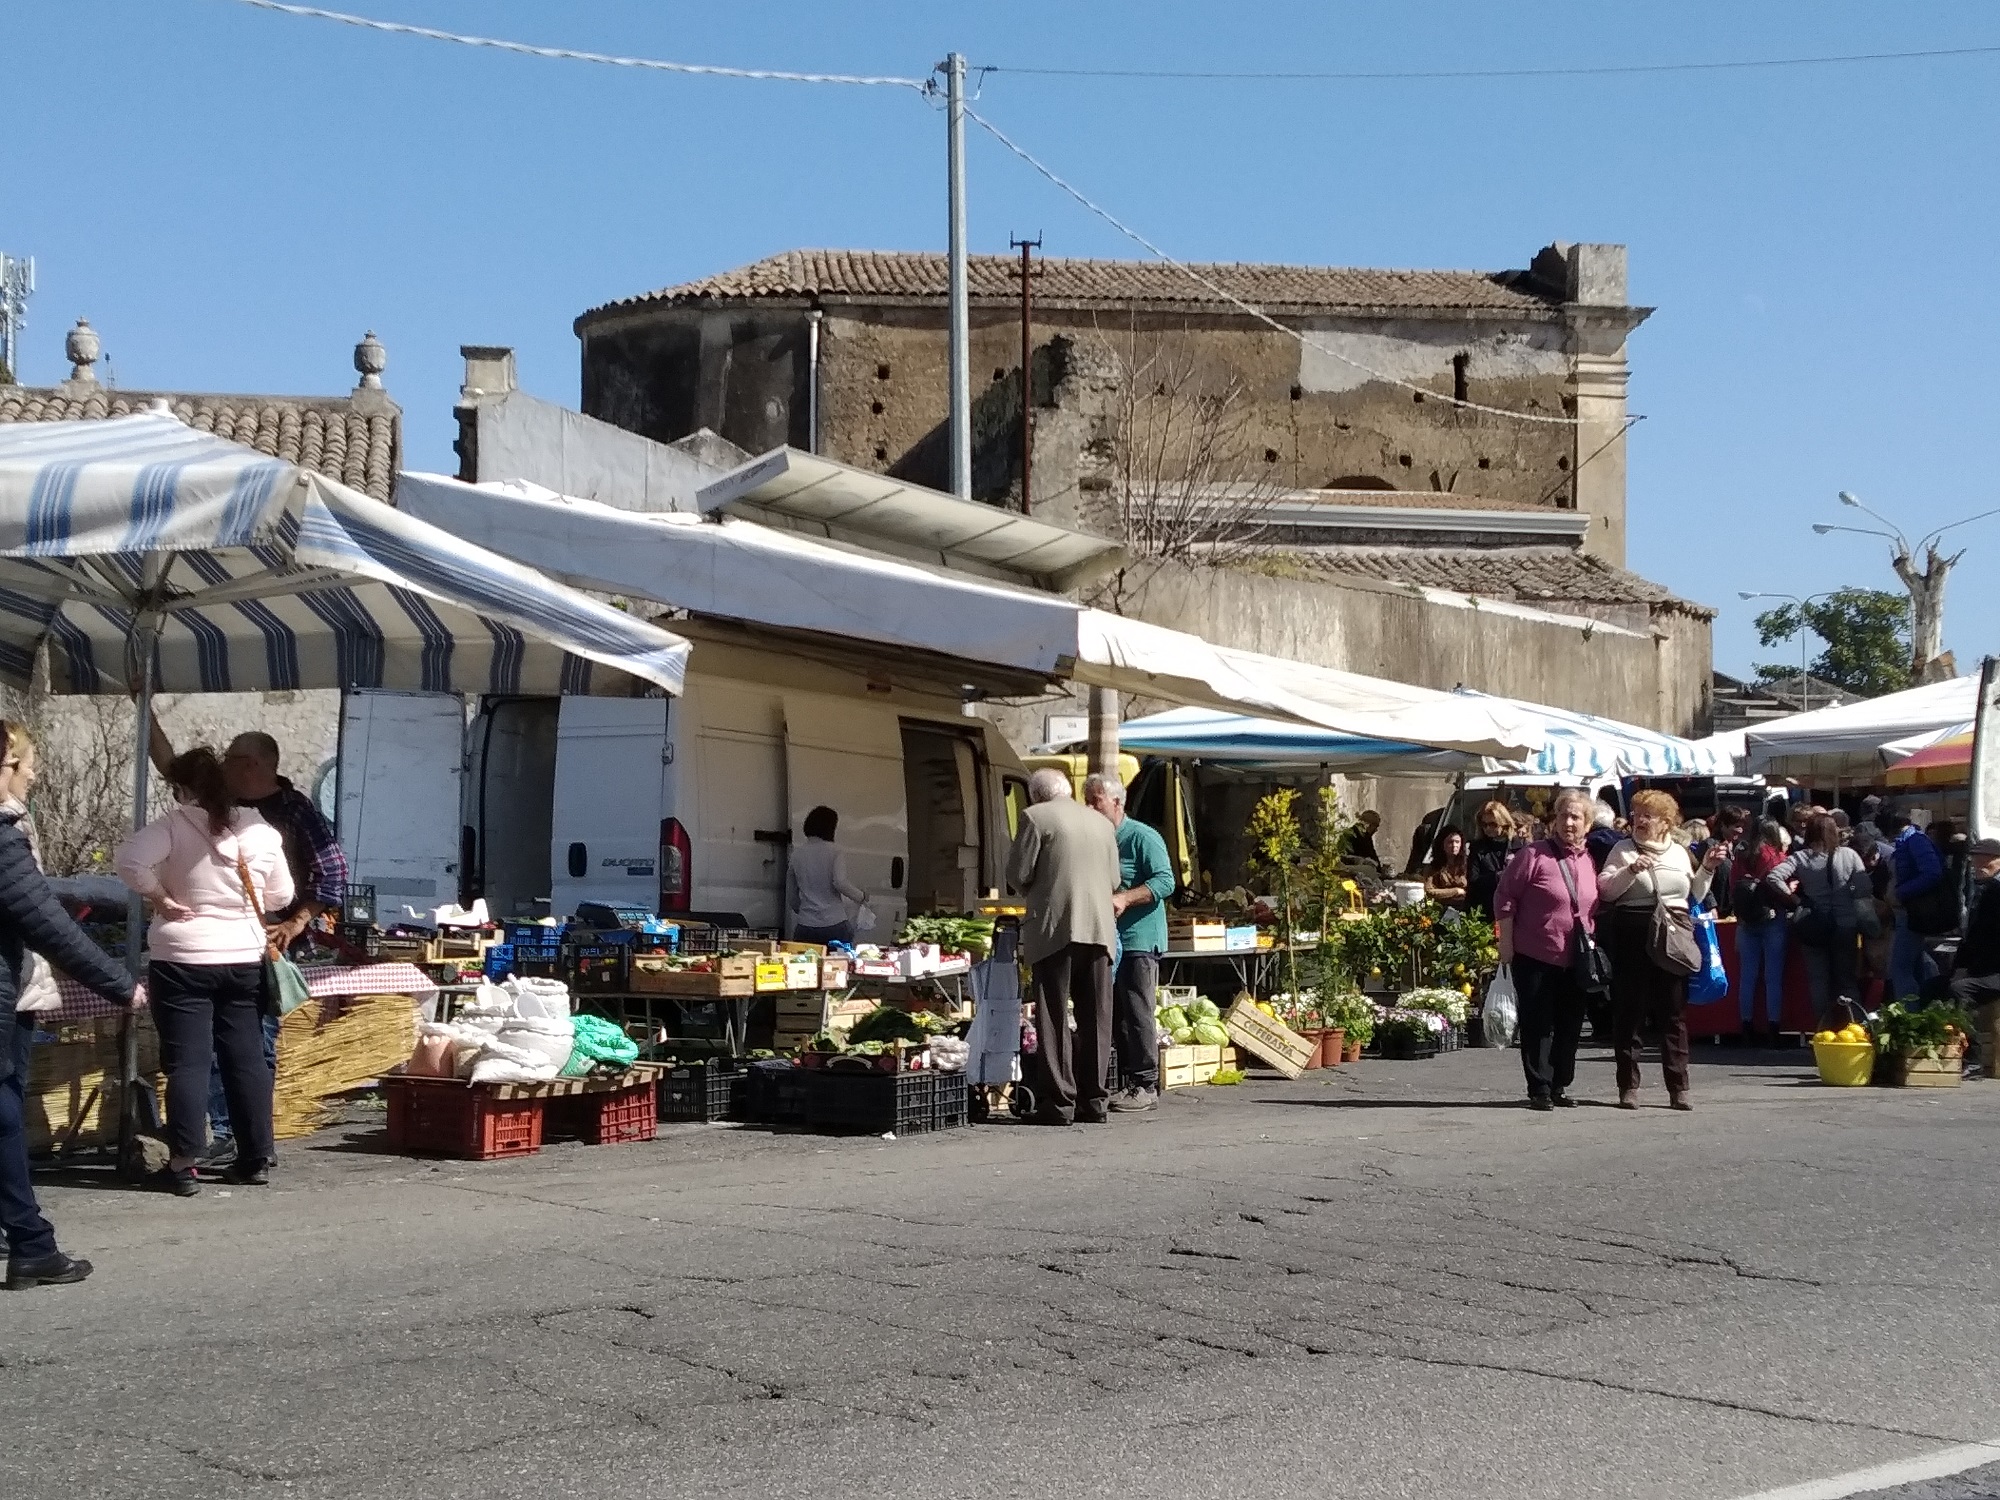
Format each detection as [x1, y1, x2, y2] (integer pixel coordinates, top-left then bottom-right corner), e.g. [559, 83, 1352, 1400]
[574, 243, 1713, 858]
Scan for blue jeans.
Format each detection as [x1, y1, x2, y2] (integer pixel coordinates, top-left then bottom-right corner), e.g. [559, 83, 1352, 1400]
[1889, 912, 1938, 1002]
[1737, 919, 1788, 1027]
[208, 1011, 280, 1142]
[1, 1016, 57, 1261]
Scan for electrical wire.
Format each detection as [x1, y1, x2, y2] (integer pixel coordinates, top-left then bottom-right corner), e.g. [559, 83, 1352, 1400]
[964, 104, 1589, 427]
[218, 0, 931, 89]
[982, 42, 2000, 83]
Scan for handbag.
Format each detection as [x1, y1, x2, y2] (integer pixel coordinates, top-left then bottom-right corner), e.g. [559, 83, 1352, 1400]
[1647, 894, 1703, 978]
[1553, 844, 1614, 995]
[229, 846, 312, 1018]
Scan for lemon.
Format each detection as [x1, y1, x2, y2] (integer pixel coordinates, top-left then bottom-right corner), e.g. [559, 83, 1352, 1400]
[1813, 1030, 1836, 1044]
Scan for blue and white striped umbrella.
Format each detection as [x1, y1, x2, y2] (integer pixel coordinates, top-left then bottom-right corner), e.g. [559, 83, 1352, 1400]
[1452, 689, 1730, 778]
[0, 413, 689, 697]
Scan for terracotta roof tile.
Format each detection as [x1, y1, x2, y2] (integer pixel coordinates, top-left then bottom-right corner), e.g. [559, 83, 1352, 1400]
[581, 249, 1560, 323]
[0, 387, 400, 501]
[1289, 545, 1714, 618]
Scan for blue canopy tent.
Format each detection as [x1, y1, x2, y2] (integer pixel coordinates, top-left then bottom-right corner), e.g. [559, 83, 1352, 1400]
[0, 412, 692, 1167]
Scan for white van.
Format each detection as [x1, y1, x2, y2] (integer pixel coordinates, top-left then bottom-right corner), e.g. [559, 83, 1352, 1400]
[336, 627, 1032, 932]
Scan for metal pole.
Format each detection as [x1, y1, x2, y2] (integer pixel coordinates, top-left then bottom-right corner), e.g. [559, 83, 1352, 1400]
[119, 602, 162, 1175]
[945, 52, 971, 500]
[1010, 235, 1039, 514]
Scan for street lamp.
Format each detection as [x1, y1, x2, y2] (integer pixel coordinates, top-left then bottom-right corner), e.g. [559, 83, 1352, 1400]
[1818, 489, 2000, 681]
[1739, 590, 1835, 710]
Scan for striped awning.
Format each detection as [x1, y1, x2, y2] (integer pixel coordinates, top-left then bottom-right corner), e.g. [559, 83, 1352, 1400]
[0, 413, 689, 696]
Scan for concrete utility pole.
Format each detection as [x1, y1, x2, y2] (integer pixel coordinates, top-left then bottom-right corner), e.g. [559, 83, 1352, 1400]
[1009, 235, 1039, 514]
[1816, 491, 2000, 684]
[0, 254, 33, 382]
[942, 53, 971, 500]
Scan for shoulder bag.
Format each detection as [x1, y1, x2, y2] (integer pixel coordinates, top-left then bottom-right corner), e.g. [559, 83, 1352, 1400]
[1552, 844, 1614, 995]
[220, 835, 312, 1018]
[1645, 857, 1703, 978]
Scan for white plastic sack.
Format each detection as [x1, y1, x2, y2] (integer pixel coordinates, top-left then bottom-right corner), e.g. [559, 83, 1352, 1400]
[505, 976, 573, 1021]
[1482, 967, 1520, 1048]
[497, 1014, 575, 1074]
[926, 1036, 970, 1073]
[853, 903, 879, 937]
[469, 1034, 563, 1085]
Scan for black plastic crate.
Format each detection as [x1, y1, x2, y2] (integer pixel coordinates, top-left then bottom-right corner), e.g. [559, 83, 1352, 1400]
[658, 1059, 747, 1122]
[803, 1067, 940, 1135]
[567, 945, 631, 993]
[742, 1059, 811, 1124]
[930, 1071, 970, 1130]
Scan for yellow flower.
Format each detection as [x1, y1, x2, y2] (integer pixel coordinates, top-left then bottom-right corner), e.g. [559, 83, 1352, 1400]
[1341, 880, 1358, 893]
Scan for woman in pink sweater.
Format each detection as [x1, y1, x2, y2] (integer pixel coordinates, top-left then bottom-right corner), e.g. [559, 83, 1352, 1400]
[114, 749, 294, 1196]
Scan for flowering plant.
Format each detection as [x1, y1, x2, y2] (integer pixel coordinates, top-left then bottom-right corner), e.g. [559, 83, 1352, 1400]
[1398, 987, 1471, 1025]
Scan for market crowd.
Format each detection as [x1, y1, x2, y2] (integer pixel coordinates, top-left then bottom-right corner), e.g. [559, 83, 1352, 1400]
[2, 722, 343, 1292]
[1475, 788, 2000, 1113]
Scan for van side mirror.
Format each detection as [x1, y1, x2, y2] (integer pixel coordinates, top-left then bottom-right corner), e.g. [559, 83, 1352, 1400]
[567, 842, 587, 878]
[890, 857, 904, 890]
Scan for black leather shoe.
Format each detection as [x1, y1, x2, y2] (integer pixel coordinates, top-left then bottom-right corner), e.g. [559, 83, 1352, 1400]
[1551, 1093, 1578, 1108]
[224, 1159, 271, 1186]
[1527, 1095, 1555, 1112]
[152, 1167, 200, 1197]
[5, 1252, 93, 1290]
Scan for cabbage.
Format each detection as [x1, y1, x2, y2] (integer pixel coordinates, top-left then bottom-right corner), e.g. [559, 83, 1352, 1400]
[1192, 1020, 1229, 1047]
[1170, 1025, 1197, 1045]
[1188, 997, 1221, 1023]
[1157, 1005, 1190, 1033]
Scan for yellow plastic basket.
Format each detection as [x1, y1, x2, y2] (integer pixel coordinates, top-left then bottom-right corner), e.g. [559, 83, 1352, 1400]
[1812, 1039, 1876, 1087]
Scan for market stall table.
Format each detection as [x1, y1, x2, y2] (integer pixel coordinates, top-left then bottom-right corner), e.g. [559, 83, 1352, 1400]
[1683, 918, 1883, 1039]
[1158, 944, 1313, 999]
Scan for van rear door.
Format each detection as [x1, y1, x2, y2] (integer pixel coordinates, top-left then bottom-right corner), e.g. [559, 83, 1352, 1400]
[336, 690, 464, 919]
[551, 697, 669, 917]
[783, 698, 907, 936]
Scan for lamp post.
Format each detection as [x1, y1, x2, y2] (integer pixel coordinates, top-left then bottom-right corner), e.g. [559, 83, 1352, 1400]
[1740, 590, 1835, 710]
[1814, 490, 2000, 682]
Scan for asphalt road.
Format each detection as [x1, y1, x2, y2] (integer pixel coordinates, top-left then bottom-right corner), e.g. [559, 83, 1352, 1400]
[6, 1042, 2000, 1500]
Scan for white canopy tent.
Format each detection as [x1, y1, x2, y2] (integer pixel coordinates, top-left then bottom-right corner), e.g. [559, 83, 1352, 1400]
[1741, 675, 1979, 781]
[395, 472, 1545, 761]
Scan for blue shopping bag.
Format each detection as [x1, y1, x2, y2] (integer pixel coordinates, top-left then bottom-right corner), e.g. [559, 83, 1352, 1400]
[1688, 905, 1729, 1003]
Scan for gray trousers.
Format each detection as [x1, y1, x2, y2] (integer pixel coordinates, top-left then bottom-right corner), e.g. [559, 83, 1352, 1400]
[1113, 950, 1161, 1089]
[1029, 944, 1113, 1123]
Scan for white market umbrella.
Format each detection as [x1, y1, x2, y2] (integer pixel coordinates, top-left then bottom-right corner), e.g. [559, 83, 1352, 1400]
[0, 413, 693, 1166]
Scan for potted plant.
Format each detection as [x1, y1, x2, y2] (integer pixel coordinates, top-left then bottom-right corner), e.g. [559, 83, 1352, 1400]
[1375, 1012, 1438, 1061]
[1874, 1002, 1971, 1087]
[1322, 990, 1377, 1062]
[1245, 790, 1307, 1003]
[1399, 987, 1472, 1049]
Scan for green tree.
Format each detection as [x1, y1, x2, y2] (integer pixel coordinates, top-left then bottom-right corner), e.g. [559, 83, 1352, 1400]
[1753, 587, 1911, 698]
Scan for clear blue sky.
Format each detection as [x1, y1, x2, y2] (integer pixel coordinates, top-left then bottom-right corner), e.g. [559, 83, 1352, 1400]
[10, 1, 1999, 680]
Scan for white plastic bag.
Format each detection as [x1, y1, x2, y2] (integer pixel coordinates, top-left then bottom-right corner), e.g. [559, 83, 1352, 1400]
[853, 903, 880, 937]
[1482, 967, 1519, 1048]
[504, 976, 573, 1021]
[497, 1014, 576, 1074]
[468, 1034, 564, 1085]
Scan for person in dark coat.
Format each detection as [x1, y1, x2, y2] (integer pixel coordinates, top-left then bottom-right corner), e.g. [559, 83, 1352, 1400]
[1930, 838, 2000, 1012]
[1465, 801, 1523, 920]
[0, 723, 137, 1290]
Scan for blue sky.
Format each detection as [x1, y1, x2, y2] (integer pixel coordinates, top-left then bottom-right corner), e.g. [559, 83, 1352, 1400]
[9, 0, 1999, 679]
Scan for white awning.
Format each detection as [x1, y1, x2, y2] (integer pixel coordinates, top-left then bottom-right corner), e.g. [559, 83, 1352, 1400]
[694, 447, 1126, 591]
[1742, 675, 1979, 780]
[397, 473, 1545, 761]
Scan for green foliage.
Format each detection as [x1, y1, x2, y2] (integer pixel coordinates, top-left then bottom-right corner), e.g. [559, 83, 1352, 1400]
[1245, 789, 1306, 1000]
[1753, 587, 1911, 698]
[1872, 1001, 1972, 1060]
[1318, 990, 1377, 1047]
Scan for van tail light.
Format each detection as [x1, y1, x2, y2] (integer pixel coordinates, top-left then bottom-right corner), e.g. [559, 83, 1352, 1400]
[660, 818, 692, 913]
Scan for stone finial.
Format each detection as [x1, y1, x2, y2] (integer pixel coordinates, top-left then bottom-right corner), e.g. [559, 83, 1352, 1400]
[354, 329, 387, 390]
[65, 318, 100, 384]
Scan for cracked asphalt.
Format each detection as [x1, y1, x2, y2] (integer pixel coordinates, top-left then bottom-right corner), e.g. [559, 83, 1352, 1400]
[6, 1043, 1999, 1500]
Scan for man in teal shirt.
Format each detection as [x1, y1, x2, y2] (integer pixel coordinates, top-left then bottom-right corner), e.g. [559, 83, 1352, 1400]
[1084, 773, 1177, 1110]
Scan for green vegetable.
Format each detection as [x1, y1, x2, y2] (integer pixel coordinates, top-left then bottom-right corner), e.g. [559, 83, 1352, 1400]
[1188, 997, 1221, 1024]
[846, 1005, 937, 1046]
[1170, 1025, 1197, 1045]
[1192, 1020, 1229, 1047]
[805, 1032, 845, 1054]
[1157, 1005, 1190, 1033]
[896, 915, 996, 957]
[1208, 1067, 1246, 1085]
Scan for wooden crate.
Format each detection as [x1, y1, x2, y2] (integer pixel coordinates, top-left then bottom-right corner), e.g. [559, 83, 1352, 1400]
[1223, 998, 1316, 1079]
[820, 956, 851, 989]
[754, 959, 790, 993]
[1885, 1048, 1964, 1088]
[1160, 1044, 1238, 1089]
[628, 954, 756, 997]
[783, 955, 822, 990]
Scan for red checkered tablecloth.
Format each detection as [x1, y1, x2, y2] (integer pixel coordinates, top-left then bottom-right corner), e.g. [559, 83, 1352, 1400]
[52, 961, 440, 1023]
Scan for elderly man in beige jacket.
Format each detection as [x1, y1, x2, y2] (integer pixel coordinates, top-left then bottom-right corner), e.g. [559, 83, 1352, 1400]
[1006, 767, 1122, 1125]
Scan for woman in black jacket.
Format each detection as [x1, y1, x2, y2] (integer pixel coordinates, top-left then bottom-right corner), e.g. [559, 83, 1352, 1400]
[1465, 801, 1523, 921]
[0, 722, 136, 1290]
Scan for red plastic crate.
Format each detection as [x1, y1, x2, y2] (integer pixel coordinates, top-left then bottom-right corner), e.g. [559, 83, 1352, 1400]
[384, 1076, 544, 1160]
[565, 1081, 658, 1144]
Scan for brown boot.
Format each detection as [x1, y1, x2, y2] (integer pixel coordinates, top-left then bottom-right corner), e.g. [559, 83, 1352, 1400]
[1618, 1089, 1639, 1110]
[1669, 1093, 1692, 1112]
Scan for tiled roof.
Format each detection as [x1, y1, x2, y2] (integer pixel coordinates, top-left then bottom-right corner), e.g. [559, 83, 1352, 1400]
[0, 385, 400, 501]
[581, 249, 1561, 324]
[1290, 545, 1714, 618]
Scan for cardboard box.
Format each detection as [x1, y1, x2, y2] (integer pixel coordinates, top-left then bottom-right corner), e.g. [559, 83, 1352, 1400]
[820, 956, 851, 989]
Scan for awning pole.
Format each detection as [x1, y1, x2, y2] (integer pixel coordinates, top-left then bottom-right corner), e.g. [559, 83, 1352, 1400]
[118, 588, 163, 1177]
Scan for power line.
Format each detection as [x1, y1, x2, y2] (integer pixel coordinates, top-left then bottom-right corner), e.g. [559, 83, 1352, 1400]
[963, 104, 1588, 427]
[218, 0, 930, 89]
[981, 41, 2000, 83]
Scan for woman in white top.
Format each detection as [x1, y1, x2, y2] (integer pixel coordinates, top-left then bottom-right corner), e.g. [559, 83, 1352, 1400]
[1598, 789, 1727, 1112]
[114, 748, 294, 1196]
[787, 805, 867, 945]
